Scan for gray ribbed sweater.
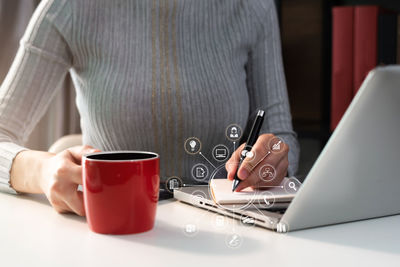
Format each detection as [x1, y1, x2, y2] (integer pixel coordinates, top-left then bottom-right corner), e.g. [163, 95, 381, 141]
[0, 0, 299, 193]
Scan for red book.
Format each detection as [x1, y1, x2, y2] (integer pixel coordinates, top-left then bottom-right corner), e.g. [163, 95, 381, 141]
[331, 7, 354, 131]
[353, 6, 379, 94]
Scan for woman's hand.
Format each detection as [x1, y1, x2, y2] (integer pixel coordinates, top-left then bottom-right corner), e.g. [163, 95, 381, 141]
[39, 146, 100, 216]
[225, 134, 289, 192]
[10, 145, 100, 216]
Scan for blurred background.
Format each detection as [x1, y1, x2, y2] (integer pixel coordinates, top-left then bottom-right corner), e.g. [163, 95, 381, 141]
[1, 0, 400, 178]
[277, 0, 400, 177]
[0, 0, 80, 151]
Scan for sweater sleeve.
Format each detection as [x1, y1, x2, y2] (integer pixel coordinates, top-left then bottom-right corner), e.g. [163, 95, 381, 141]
[0, 0, 72, 193]
[246, 0, 300, 176]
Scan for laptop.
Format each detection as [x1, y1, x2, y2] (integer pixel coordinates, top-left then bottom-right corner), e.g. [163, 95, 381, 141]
[174, 66, 400, 232]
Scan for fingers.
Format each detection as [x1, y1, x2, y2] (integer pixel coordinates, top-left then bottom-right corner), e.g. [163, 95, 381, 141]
[58, 145, 99, 185]
[257, 157, 289, 188]
[64, 190, 85, 216]
[52, 190, 85, 216]
[50, 183, 85, 216]
[69, 165, 83, 185]
[44, 145, 99, 216]
[236, 134, 275, 180]
[235, 155, 288, 192]
[229, 134, 289, 192]
[62, 145, 100, 184]
[226, 143, 245, 180]
[52, 159, 83, 185]
[52, 200, 70, 214]
[66, 145, 100, 165]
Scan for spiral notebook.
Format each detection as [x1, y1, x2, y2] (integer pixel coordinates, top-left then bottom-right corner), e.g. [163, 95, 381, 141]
[210, 178, 296, 205]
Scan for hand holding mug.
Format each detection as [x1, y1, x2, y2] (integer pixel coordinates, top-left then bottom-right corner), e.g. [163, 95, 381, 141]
[39, 145, 100, 216]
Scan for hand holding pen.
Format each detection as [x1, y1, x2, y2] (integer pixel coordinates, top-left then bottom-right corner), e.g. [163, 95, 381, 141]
[226, 110, 290, 192]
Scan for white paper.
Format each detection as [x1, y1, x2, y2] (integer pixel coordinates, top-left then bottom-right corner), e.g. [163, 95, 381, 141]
[210, 178, 296, 204]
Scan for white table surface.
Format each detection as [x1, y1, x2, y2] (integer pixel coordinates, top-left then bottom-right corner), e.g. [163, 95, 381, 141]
[0, 192, 399, 267]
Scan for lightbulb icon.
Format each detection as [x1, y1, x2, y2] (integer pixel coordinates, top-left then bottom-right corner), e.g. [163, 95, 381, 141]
[189, 140, 196, 151]
[184, 137, 201, 155]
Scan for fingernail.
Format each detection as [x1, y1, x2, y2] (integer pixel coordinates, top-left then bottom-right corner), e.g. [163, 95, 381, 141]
[239, 168, 249, 179]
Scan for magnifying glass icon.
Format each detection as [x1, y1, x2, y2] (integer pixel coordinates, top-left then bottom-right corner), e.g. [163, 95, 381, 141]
[288, 181, 297, 191]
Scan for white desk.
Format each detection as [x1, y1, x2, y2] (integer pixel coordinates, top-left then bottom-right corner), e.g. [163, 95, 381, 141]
[0, 192, 399, 267]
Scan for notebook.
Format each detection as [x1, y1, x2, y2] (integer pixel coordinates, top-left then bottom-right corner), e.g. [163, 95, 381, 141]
[210, 178, 296, 205]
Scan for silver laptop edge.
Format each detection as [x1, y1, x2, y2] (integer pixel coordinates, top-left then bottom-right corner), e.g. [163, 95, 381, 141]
[173, 186, 283, 230]
[282, 66, 400, 231]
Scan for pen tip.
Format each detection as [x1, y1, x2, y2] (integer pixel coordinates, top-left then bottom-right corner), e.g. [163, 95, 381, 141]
[232, 180, 238, 192]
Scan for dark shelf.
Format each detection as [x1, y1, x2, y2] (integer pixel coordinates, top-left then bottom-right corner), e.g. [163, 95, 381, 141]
[280, 0, 399, 148]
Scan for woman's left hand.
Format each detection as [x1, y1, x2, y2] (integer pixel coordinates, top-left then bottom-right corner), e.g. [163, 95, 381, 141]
[225, 133, 289, 192]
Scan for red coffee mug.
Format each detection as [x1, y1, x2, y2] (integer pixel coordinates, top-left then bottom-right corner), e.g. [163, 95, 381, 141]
[83, 151, 159, 234]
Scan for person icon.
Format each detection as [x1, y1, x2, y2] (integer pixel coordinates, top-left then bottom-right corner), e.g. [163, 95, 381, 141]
[226, 124, 242, 141]
[230, 127, 239, 138]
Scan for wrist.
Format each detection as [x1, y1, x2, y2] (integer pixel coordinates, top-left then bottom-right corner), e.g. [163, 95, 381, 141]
[10, 150, 53, 194]
[37, 153, 55, 194]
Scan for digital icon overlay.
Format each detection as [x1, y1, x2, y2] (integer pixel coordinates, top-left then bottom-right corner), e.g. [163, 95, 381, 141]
[258, 190, 275, 209]
[215, 215, 225, 228]
[226, 124, 242, 142]
[184, 137, 202, 155]
[183, 223, 199, 237]
[283, 177, 301, 194]
[181, 124, 298, 241]
[165, 176, 183, 193]
[208, 163, 256, 212]
[212, 144, 230, 162]
[240, 214, 256, 227]
[225, 233, 243, 249]
[259, 164, 276, 182]
[191, 163, 209, 182]
[276, 221, 289, 233]
[269, 136, 284, 153]
[190, 190, 207, 203]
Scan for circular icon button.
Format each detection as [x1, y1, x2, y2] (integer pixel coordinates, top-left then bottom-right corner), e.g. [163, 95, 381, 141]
[276, 221, 290, 233]
[184, 137, 202, 155]
[258, 190, 275, 209]
[240, 214, 256, 227]
[165, 176, 183, 193]
[212, 144, 229, 162]
[214, 214, 227, 228]
[225, 233, 243, 249]
[183, 223, 199, 237]
[269, 136, 284, 153]
[240, 149, 256, 161]
[259, 164, 276, 182]
[226, 124, 242, 141]
[191, 163, 209, 182]
[190, 189, 207, 204]
[283, 177, 302, 194]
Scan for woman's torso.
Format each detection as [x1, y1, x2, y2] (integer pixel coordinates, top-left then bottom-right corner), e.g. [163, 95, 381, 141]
[70, 0, 259, 182]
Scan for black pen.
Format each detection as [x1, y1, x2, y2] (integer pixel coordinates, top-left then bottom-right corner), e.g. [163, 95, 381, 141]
[232, 109, 265, 192]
